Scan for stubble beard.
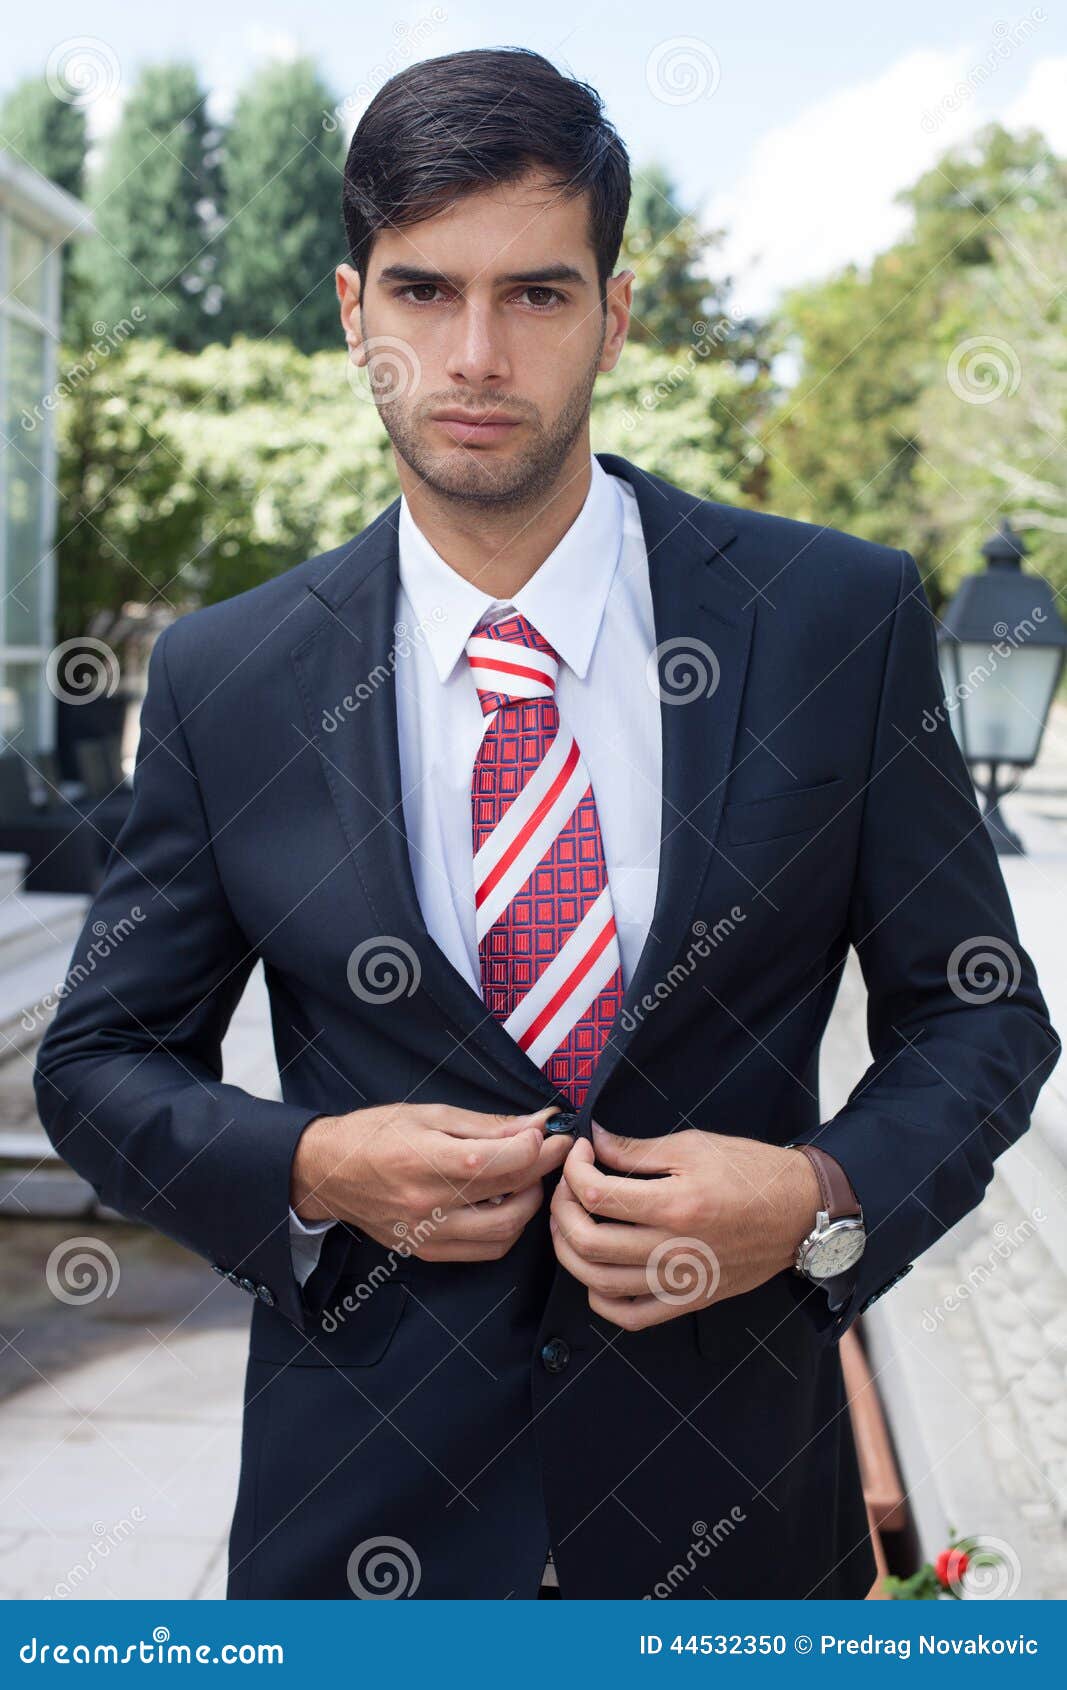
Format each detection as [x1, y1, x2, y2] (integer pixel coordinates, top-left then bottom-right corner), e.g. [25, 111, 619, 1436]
[374, 348, 603, 516]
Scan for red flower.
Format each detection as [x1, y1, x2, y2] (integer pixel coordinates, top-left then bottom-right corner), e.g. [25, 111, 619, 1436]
[935, 1548, 970, 1588]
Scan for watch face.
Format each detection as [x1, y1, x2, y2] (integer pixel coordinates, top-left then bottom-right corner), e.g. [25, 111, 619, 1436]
[805, 1221, 866, 1279]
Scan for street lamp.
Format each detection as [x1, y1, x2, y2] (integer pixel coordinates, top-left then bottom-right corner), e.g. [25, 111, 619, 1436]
[936, 520, 1067, 856]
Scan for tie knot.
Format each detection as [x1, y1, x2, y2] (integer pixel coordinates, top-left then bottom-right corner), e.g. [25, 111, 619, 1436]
[466, 612, 559, 716]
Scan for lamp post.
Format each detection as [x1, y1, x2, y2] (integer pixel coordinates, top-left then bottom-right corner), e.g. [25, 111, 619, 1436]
[936, 520, 1067, 856]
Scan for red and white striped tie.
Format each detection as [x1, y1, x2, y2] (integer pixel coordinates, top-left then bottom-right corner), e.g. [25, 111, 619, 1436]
[467, 611, 624, 1108]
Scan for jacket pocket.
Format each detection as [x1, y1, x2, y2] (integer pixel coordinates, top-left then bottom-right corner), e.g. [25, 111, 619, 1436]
[249, 1280, 407, 1368]
[694, 1271, 808, 1366]
[722, 777, 846, 846]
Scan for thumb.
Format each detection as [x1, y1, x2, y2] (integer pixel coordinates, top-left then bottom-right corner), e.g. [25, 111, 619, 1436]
[443, 1103, 560, 1138]
[504, 1104, 563, 1132]
[591, 1118, 678, 1174]
[564, 1136, 596, 1180]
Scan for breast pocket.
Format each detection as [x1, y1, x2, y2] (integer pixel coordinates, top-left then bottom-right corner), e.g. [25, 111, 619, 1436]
[721, 777, 847, 847]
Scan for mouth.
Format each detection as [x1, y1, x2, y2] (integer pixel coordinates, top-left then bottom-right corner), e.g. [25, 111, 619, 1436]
[431, 409, 523, 446]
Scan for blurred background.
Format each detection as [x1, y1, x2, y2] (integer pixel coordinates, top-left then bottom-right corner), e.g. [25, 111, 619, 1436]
[0, 0, 1065, 1600]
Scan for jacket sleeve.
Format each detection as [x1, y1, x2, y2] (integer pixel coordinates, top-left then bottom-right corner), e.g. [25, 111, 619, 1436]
[33, 623, 350, 1332]
[791, 548, 1061, 1343]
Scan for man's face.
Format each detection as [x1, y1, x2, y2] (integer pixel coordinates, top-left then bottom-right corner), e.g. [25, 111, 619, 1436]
[337, 170, 632, 509]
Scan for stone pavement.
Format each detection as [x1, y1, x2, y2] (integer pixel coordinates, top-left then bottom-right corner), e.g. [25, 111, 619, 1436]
[1, 718, 1064, 1599]
[0, 980, 270, 1599]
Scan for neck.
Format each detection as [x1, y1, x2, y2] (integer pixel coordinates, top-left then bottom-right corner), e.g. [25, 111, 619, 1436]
[397, 443, 594, 601]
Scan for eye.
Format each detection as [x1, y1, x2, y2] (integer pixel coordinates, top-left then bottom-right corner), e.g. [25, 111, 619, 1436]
[396, 283, 447, 306]
[393, 284, 566, 311]
[518, 287, 565, 311]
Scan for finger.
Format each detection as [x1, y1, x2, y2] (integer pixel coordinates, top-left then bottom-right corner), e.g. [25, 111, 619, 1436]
[534, 1129, 573, 1178]
[591, 1119, 684, 1174]
[489, 1120, 573, 1179]
[563, 1137, 596, 1173]
[432, 1125, 546, 1192]
[445, 1127, 571, 1206]
[436, 1103, 563, 1139]
[564, 1142, 678, 1225]
[415, 1241, 531, 1261]
[549, 1215, 654, 1296]
[551, 1160, 595, 1226]
[588, 1289, 678, 1331]
[431, 1182, 543, 1242]
[550, 1191, 670, 1266]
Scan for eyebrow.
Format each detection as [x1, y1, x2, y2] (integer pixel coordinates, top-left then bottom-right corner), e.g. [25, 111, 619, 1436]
[375, 262, 588, 289]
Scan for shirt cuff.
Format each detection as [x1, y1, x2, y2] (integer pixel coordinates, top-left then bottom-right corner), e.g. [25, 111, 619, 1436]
[288, 1205, 336, 1287]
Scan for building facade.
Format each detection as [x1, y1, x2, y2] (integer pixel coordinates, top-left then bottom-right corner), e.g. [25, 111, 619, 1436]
[0, 151, 89, 757]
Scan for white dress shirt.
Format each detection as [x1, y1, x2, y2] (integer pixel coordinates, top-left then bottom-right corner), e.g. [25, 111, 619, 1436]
[289, 456, 660, 1284]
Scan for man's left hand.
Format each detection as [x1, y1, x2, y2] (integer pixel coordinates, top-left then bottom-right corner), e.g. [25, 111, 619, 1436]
[548, 1120, 821, 1330]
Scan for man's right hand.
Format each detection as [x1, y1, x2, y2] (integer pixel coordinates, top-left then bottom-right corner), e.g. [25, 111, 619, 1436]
[289, 1102, 571, 1261]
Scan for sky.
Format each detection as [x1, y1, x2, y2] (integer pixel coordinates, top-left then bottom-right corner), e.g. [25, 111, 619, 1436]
[5, 1, 1066, 317]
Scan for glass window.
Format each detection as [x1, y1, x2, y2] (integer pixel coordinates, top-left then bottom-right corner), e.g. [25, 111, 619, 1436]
[4, 319, 49, 646]
[8, 215, 50, 316]
[0, 661, 44, 755]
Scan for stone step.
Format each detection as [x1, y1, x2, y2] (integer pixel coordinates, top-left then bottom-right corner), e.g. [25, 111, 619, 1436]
[0, 1165, 99, 1218]
[0, 960, 281, 1219]
[0, 890, 85, 976]
[0, 852, 26, 902]
[0, 850, 88, 1057]
[0, 924, 86, 1059]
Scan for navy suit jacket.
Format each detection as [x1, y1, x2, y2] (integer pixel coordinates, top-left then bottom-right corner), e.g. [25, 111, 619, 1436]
[34, 452, 1060, 1598]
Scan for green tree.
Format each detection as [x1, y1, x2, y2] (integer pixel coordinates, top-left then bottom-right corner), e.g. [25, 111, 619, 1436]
[901, 122, 1065, 264]
[0, 78, 86, 197]
[912, 200, 1067, 601]
[621, 162, 765, 368]
[86, 62, 223, 351]
[764, 123, 1067, 596]
[219, 58, 346, 352]
[764, 244, 937, 556]
[622, 163, 717, 348]
[53, 333, 771, 641]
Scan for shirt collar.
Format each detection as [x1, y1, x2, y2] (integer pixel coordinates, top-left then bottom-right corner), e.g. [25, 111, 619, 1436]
[397, 455, 624, 683]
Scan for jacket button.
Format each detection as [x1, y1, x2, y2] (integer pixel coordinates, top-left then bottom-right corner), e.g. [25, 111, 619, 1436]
[545, 1111, 580, 1136]
[541, 1337, 570, 1374]
[256, 1285, 276, 1306]
[239, 1277, 256, 1294]
[225, 1269, 241, 1284]
[210, 1264, 227, 1276]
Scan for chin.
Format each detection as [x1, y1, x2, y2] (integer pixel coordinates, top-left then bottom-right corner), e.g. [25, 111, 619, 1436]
[426, 450, 528, 500]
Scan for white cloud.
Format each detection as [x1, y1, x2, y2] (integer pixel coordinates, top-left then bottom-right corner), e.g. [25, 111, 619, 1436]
[708, 42, 1062, 319]
[1002, 53, 1067, 152]
[206, 27, 304, 122]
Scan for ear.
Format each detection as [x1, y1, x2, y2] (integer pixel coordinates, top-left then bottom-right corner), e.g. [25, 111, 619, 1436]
[336, 263, 364, 358]
[598, 268, 634, 374]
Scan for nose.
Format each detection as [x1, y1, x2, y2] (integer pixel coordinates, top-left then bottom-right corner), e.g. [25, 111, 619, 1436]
[444, 299, 511, 387]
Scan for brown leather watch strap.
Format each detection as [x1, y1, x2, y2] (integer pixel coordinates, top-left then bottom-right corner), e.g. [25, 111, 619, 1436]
[794, 1144, 862, 1221]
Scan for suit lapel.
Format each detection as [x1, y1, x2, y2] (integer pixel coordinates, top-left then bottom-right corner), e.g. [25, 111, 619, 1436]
[582, 453, 752, 1120]
[290, 500, 557, 1103]
[289, 453, 752, 1117]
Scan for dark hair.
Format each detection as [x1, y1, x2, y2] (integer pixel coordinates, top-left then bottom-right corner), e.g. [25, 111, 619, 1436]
[342, 47, 631, 300]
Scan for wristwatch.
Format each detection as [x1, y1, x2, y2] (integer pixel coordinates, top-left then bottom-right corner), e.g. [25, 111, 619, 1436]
[789, 1143, 866, 1282]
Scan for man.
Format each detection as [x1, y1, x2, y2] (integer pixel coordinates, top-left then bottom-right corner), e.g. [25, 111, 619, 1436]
[35, 47, 1059, 1601]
